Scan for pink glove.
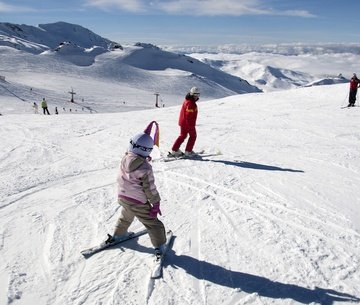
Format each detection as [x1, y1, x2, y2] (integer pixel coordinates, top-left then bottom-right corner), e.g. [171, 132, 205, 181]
[149, 202, 162, 218]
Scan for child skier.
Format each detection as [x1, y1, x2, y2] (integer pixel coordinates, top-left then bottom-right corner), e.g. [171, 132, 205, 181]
[33, 102, 38, 114]
[107, 121, 166, 255]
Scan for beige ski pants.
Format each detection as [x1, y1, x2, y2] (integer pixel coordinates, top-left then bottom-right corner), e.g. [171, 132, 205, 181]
[114, 199, 166, 248]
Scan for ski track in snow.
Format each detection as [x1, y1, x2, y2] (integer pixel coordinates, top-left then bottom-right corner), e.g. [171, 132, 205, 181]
[154, 155, 360, 304]
[2, 153, 359, 304]
[159, 165, 358, 247]
[1, 84, 360, 305]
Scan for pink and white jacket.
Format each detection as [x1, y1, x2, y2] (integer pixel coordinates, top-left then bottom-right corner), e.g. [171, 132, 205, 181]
[117, 152, 160, 205]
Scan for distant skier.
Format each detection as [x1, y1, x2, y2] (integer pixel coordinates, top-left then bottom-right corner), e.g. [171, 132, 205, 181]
[41, 98, 50, 115]
[348, 73, 360, 107]
[33, 102, 38, 114]
[170, 87, 200, 157]
[107, 121, 166, 256]
[55, 107, 59, 115]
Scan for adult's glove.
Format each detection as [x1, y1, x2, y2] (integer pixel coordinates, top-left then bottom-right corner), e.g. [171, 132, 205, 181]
[149, 202, 162, 218]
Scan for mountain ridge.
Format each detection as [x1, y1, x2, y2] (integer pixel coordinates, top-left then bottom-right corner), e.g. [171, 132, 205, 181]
[0, 21, 122, 53]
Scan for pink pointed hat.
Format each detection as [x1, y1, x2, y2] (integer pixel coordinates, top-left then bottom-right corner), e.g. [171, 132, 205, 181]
[144, 121, 160, 147]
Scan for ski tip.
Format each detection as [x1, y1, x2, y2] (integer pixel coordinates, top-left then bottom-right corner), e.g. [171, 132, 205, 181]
[81, 251, 92, 258]
[150, 273, 162, 280]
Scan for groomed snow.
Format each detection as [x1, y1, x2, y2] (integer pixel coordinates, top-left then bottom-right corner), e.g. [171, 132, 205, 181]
[0, 83, 359, 305]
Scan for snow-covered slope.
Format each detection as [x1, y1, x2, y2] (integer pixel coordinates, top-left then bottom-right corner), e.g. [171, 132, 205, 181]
[0, 45, 261, 113]
[0, 48, 257, 113]
[305, 75, 349, 87]
[0, 84, 359, 304]
[121, 43, 260, 94]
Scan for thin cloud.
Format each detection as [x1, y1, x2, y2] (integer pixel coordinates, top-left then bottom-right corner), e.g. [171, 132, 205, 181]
[270, 9, 316, 18]
[158, 0, 268, 15]
[0, 1, 36, 12]
[158, 0, 317, 17]
[85, 0, 145, 12]
[84, 0, 316, 17]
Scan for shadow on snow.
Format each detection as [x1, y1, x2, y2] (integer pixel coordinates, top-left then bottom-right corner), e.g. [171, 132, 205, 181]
[165, 248, 358, 305]
[118, 238, 358, 304]
[197, 158, 304, 173]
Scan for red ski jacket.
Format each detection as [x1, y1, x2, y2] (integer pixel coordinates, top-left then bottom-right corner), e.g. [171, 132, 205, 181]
[350, 77, 360, 90]
[178, 98, 198, 128]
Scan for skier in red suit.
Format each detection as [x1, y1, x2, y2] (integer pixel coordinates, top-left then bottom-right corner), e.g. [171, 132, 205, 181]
[348, 73, 360, 107]
[171, 87, 200, 157]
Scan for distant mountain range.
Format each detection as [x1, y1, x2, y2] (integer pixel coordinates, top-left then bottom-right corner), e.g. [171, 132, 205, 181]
[186, 49, 352, 92]
[0, 21, 355, 112]
[0, 21, 261, 106]
[0, 21, 265, 113]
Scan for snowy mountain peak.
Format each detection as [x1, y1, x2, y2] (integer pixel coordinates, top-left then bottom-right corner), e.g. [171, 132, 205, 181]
[134, 42, 160, 50]
[0, 21, 122, 54]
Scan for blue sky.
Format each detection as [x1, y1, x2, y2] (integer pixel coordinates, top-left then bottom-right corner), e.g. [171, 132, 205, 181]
[1, 0, 360, 46]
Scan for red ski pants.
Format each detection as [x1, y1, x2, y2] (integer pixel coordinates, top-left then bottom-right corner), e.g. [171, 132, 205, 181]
[172, 125, 197, 152]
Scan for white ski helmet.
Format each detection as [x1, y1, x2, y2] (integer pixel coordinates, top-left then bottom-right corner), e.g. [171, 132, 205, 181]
[189, 86, 200, 96]
[129, 132, 154, 157]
